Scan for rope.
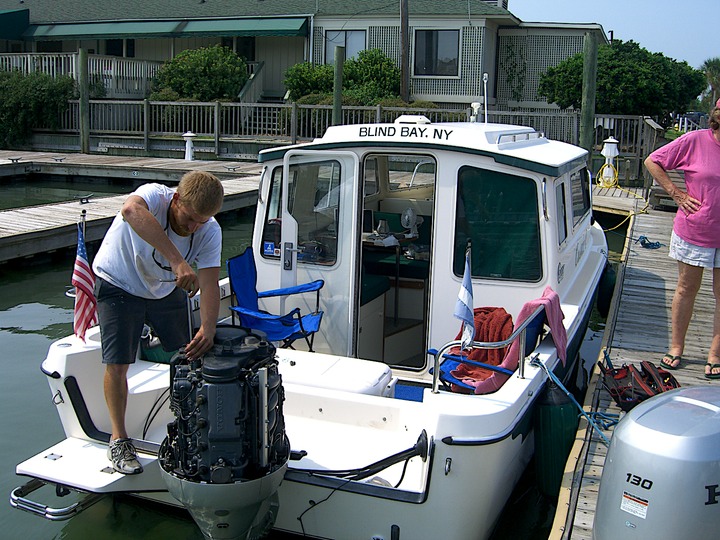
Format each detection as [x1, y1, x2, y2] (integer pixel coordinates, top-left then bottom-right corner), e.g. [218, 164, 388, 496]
[530, 357, 615, 447]
[595, 162, 650, 232]
[634, 235, 663, 249]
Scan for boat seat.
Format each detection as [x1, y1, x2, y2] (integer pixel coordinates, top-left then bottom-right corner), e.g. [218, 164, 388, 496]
[434, 307, 546, 394]
[361, 267, 390, 306]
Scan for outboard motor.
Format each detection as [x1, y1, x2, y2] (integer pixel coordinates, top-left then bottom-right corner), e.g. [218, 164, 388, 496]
[159, 326, 289, 540]
[593, 386, 720, 539]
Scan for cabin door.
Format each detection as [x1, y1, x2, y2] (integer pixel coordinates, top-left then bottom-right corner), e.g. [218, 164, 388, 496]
[279, 150, 360, 355]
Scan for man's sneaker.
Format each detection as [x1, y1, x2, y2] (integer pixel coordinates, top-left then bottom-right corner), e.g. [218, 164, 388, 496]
[107, 438, 143, 475]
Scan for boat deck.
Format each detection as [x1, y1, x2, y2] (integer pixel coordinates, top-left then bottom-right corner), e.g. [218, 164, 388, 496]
[553, 189, 717, 538]
[0, 151, 262, 262]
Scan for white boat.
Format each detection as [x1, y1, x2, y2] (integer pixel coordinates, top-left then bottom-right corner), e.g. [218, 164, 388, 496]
[11, 115, 608, 540]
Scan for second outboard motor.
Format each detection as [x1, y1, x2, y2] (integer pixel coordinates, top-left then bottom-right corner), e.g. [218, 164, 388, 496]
[159, 326, 289, 540]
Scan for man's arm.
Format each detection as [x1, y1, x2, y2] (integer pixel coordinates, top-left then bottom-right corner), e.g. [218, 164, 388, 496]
[184, 266, 220, 359]
[121, 194, 198, 292]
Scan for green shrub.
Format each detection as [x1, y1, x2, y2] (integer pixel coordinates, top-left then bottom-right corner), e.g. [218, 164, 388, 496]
[344, 49, 400, 103]
[284, 63, 334, 101]
[0, 70, 75, 147]
[150, 45, 248, 101]
[284, 49, 401, 105]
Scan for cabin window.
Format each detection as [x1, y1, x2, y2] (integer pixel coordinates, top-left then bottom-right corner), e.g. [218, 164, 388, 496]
[325, 30, 366, 62]
[571, 168, 591, 228]
[363, 157, 379, 196]
[454, 166, 542, 281]
[260, 162, 340, 265]
[365, 154, 435, 192]
[414, 30, 459, 77]
[556, 182, 568, 245]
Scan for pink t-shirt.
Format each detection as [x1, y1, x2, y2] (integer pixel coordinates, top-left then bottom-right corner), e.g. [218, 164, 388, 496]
[649, 129, 720, 247]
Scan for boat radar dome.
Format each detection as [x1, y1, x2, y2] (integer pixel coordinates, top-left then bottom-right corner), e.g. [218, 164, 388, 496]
[394, 114, 431, 124]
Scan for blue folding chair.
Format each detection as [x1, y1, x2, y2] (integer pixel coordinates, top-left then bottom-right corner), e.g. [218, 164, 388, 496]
[227, 247, 324, 351]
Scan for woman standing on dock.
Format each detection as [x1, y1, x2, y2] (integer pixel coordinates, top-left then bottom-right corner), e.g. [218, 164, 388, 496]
[644, 100, 720, 379]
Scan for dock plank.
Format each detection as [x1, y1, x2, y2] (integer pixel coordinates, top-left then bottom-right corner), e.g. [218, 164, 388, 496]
[0, 151, 261, 262]
[555, 200, 719, 539]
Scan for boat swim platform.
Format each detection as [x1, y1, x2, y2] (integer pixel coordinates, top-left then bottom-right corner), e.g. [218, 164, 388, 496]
[0, 151, 262, 263]
[551, 204, 719, 539]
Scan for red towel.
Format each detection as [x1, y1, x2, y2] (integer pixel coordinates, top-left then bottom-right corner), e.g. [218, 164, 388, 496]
[448, 307, 513, 392]
[450, 287, 566, 395]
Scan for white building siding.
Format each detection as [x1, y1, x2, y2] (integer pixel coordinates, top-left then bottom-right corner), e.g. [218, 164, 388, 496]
[496, 30, 584, 107]
[411, 25, 485, 104]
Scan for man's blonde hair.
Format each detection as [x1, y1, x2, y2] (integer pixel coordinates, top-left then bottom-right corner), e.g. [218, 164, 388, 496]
[177, 171, 224, 216]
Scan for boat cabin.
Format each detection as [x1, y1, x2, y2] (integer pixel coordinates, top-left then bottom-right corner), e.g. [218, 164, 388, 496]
[252, 115, 594, 371]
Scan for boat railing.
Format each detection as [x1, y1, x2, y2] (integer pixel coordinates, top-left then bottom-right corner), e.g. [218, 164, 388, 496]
[430, 305, 546, 394]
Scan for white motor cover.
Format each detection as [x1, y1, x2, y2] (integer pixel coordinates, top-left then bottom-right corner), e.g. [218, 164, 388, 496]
[593, 386, 720, 539]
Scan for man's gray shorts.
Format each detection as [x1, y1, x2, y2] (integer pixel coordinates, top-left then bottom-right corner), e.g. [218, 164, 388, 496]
[95, 277, 191, 364]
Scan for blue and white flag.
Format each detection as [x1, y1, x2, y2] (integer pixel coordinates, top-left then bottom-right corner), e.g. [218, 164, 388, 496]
[453, 245, 474, 350]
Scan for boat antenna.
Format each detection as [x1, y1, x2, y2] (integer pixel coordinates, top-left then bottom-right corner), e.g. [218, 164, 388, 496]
[482, 73, 488, 123]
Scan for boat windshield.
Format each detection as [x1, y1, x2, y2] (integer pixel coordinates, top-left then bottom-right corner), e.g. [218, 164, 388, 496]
[260, 161, 341, 265]
[454, 166, 542, 282]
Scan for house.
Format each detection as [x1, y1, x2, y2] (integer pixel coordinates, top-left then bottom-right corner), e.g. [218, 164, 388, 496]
[0, 1, 606, 108]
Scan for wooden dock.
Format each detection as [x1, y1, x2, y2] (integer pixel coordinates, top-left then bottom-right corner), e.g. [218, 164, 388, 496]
[0, 152, 262, 263]
[552, 189, 718, 538]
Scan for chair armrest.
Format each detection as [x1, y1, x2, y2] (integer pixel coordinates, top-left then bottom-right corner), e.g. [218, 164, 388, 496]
[258, 279, 324, 299]
[230, 305, 301, 321]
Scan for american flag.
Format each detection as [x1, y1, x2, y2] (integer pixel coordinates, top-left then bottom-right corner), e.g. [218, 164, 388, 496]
[72, 223, 97, 342]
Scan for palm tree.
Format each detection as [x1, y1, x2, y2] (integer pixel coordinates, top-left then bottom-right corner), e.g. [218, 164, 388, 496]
[702, 57, 720, 105]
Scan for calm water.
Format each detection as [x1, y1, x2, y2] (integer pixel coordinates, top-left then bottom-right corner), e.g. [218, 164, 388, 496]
[0, 187, 613, 540]
[0, 175, 155, 211]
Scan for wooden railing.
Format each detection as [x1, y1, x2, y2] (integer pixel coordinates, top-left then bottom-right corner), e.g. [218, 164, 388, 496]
[37, 97, 655, 184]
[48, 99, 584, 145]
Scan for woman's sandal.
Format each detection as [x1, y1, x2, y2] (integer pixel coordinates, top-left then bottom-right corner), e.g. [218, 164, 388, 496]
[660, 353, 682, 370]
[705, 363, 720, 380]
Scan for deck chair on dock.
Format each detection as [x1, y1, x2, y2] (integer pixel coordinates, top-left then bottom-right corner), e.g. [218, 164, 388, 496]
[227, 247, 324, 351]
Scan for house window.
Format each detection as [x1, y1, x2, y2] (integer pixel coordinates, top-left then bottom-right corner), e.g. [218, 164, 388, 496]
[414, 30, 459, 76]
[105, 39, 135, 58]
[325, 30, 366, 63]
[37, 41, 63, 53]
[221, 37, 255, 61]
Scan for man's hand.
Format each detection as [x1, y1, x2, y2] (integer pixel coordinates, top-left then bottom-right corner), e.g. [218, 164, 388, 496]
[184, 325, 215, 360]
[172, 260, 200, 297]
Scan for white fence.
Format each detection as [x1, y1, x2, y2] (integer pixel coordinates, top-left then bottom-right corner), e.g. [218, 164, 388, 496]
[0, 53, 163, 98]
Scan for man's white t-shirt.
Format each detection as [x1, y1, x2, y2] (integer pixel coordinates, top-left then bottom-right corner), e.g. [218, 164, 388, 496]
[93, 183, 222, 299]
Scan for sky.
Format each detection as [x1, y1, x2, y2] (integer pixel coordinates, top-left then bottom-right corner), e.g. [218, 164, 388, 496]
[508, 0, 715, 69]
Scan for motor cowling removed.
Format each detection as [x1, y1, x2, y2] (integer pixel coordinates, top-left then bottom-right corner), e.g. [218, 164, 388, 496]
[159, 326, 289, 540]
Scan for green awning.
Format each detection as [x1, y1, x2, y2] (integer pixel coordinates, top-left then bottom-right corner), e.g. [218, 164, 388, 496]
[181, 18, 308, 37]
[0, 9, 29, 40]
[23, 17, 308, 41]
